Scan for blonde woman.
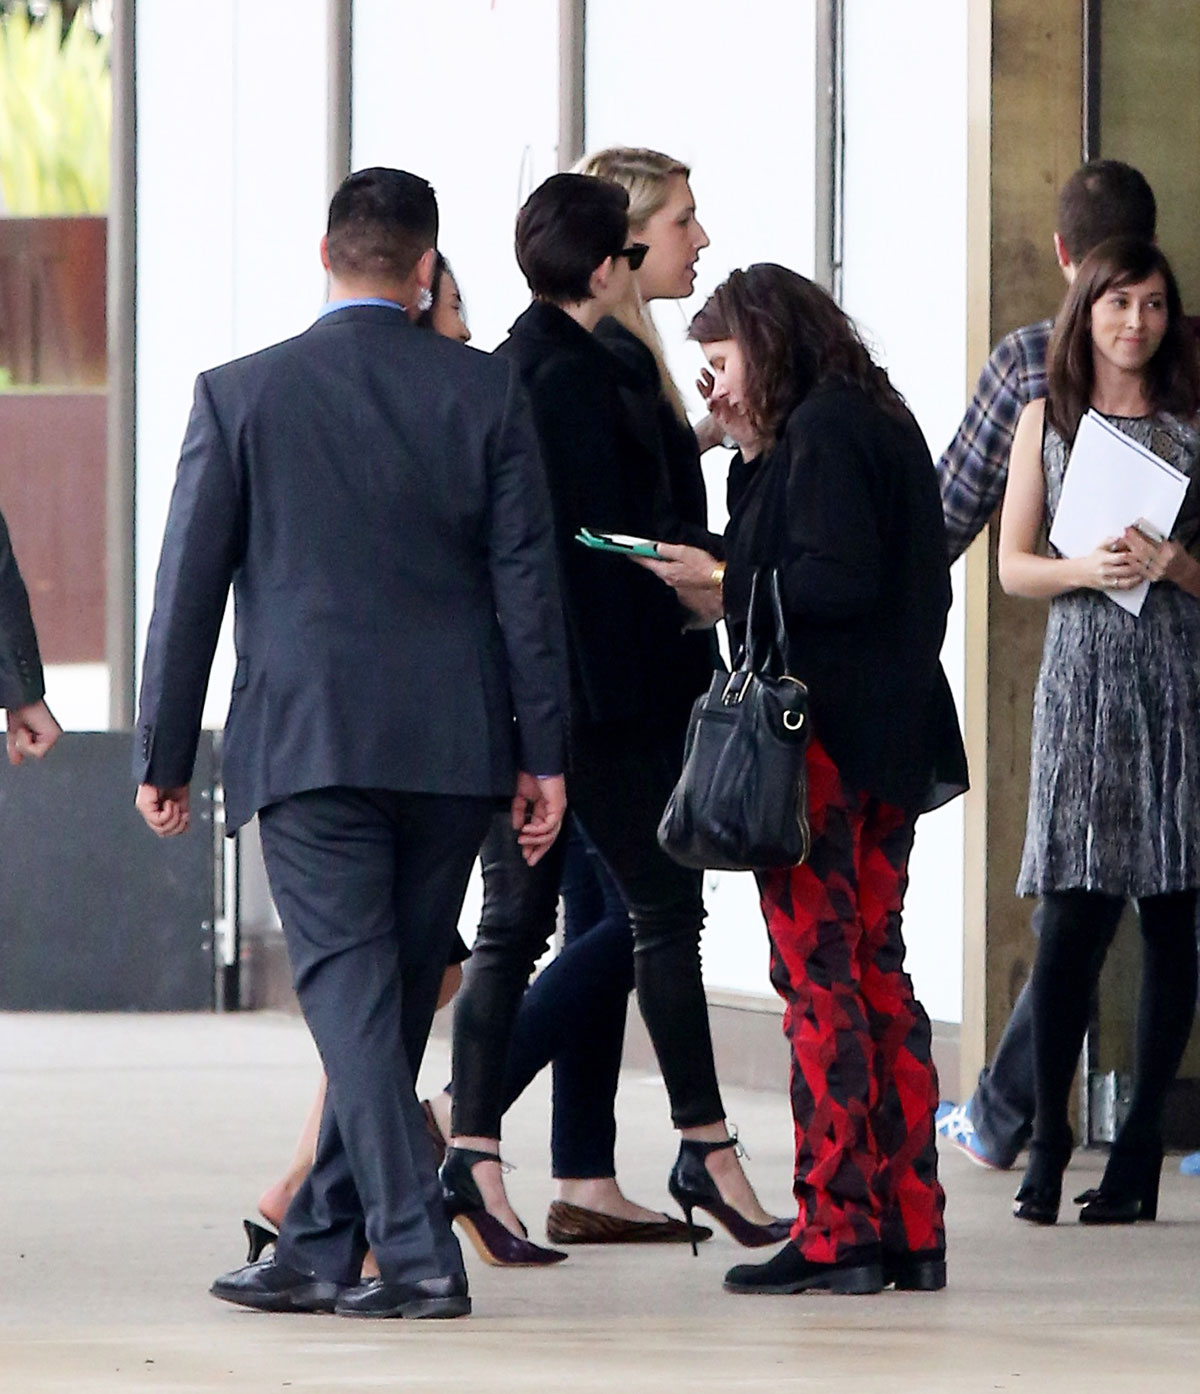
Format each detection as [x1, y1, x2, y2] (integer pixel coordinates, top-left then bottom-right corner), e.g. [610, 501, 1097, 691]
[576, 148, 724, 550]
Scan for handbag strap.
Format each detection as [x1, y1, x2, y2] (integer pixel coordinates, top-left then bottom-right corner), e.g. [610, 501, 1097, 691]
[743, 567, 790, 678]
[725, 567, 792, 702]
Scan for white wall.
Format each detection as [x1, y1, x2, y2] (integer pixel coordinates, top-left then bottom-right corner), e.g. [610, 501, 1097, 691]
[352, 0, 560, 352]
[839, 0, 970, 1024]
[135, 0, 329, 722]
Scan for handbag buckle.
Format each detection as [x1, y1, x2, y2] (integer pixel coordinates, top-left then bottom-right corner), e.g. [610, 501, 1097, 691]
[782, 709, 805, 732]
[722, 670, 753, 705]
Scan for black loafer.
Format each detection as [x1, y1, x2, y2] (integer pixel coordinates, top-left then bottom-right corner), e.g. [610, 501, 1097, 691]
[210, 1257, 343, 1313]
[883, 1249, 947, 1291]
[335, 1273, 470, 1319]
[724, 1241, 883, 1295]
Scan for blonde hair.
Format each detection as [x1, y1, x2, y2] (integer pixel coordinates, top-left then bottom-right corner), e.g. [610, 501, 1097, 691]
[574, 147, 692, 423]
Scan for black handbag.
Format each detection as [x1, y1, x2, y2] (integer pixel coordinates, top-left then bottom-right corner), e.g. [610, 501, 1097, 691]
[657, 568, 812, 871]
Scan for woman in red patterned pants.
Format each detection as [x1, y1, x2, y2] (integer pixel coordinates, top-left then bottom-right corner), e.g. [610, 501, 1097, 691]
[640, 264, 968, 1295]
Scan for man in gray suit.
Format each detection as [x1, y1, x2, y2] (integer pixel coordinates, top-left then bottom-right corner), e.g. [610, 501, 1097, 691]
[135, 168, 568, 1319]
[1, 508, 61, 765]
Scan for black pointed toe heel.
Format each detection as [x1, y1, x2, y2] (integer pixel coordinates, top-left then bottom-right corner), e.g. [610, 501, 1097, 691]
[1012, 1140, 1071, 1225]
[668, 1136, 792, 1257]
[439, 1147, 567, 1267]
[243, 1218, 278, 1263]
[1075, 1142, 1163, 1224]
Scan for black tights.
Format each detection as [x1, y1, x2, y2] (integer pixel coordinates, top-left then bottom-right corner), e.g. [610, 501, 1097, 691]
[1030, 888, 1198, 1158]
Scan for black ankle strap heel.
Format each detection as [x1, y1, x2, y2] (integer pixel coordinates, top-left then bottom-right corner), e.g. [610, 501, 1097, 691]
[668, 1135, 790, 1258]
[438, 1147, 566, 1268]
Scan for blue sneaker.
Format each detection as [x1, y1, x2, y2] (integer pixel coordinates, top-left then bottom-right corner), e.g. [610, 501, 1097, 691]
[936, 1101, 1008, 1170]
[1180, 1151, 1200, 1176]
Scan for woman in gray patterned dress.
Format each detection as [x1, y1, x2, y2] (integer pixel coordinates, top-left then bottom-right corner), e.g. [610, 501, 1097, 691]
[998, 237, 1200, 1227]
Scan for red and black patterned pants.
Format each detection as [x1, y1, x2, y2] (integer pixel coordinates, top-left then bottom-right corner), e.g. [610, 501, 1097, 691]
[757, 738, 944, 1263]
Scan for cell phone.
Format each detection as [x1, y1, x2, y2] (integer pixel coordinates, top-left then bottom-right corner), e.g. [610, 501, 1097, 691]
[1132, 517, 1166, 546]
[574, 528, 660, 559]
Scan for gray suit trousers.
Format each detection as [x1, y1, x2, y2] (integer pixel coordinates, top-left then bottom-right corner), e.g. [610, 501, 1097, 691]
[259, 785, 492, 1285]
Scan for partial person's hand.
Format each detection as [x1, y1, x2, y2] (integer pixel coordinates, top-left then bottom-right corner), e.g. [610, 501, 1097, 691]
[511, 771, 566, 866]
[1122, 524, 1200, 590]
[675, 585, 726, 626]
[6, 699, 62, 765]
[697, 375, 765, 458]
[634, 542, 721, 591]
[135, 783, 191, 837]
[693, 412, 724, 454]
[1075, 536, 1143, 592]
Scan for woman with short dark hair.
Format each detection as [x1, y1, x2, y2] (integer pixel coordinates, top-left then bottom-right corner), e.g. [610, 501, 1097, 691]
[442, 176, 787, 1264]
[640, 263, 966, 1296]
[999, 236, 1200, 1227]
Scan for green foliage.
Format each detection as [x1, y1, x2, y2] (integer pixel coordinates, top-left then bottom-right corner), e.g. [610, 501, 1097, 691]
[0, 5, 110, 214]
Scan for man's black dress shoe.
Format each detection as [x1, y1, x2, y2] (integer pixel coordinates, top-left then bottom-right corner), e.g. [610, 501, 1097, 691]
[724, 1241, 883, 1295]
[335, 1273, 471, 1320]
[210, 1258, 343, 1314]
[882, 1248, 947, 1291]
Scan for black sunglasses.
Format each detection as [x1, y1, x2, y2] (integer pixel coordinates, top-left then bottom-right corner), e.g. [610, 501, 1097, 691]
[613, 242, 649, 271]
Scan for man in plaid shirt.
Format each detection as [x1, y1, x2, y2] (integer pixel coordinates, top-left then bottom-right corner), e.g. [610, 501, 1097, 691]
[936, 159, 1158, 1168]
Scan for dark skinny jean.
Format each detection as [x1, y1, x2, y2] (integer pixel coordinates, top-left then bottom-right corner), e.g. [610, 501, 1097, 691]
[451, 722, 725, 1144]
[486, 819, 634, 1177]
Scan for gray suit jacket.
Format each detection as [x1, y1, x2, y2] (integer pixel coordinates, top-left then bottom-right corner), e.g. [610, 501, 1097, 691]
[0, 507, 45, 711]
[135, 305, 568, 831]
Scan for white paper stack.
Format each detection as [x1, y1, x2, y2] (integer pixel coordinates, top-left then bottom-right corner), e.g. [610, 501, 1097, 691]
[1048, 409, 1190, 616]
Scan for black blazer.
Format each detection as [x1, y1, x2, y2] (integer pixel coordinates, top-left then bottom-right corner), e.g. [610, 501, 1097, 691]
[0, 506, 44, 711]
[724, 381, 967, 813]
[495, 302, 713, 731]
[594, 317, 724, 557]
[136, 305, 568, 831]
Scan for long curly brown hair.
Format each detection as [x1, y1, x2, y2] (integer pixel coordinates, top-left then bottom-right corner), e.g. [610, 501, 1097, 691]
[1048, 236, 1199, 443]
[687, 264, 905, 437]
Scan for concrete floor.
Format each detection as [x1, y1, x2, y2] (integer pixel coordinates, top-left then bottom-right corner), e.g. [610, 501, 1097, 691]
[1, 1012, 1199, 1393]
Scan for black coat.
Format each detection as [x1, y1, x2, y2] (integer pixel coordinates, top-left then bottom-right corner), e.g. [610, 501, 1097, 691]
[723, 381, 967, 814]
[496, 302, 713, 732]
[136, 305, 568, 830]
[0, 506, 44, 711]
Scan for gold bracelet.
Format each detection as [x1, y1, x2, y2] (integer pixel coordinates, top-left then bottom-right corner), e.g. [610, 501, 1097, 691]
[711, 562, 726, 590]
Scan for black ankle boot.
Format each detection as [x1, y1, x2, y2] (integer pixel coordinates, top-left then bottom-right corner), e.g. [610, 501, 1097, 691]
[1013, 1140, 1072, 1225]
[882, 1248, 947, 1291]
[724, 1241, 883, 1296]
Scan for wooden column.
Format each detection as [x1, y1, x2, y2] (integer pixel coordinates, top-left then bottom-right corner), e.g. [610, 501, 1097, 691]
[960, 0, 1085, 1093]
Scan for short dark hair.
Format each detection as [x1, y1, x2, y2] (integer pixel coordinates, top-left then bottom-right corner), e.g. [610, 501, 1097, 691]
[326, 167, 438, 281]
[1048, 236, 1198, 443]
[1057, 160, 1156, 264]
[688, 263, 906, 436]
[514, 173, 629, 303]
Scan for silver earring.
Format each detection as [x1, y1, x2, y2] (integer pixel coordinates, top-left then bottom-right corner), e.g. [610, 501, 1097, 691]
[417, 287, 434, 313]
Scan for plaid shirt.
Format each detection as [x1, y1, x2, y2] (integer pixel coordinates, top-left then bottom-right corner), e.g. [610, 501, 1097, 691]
[938, 319, 1052, 562]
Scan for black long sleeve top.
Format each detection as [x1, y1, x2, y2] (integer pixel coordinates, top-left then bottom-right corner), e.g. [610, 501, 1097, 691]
[723, 380, 967, 813]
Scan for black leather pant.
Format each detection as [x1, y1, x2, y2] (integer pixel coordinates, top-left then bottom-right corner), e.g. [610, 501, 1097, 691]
[451, 722, 725, 1137]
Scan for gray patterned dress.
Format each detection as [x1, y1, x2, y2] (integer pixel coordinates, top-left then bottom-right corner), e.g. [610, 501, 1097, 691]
[1017, 412, 1200, 897]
